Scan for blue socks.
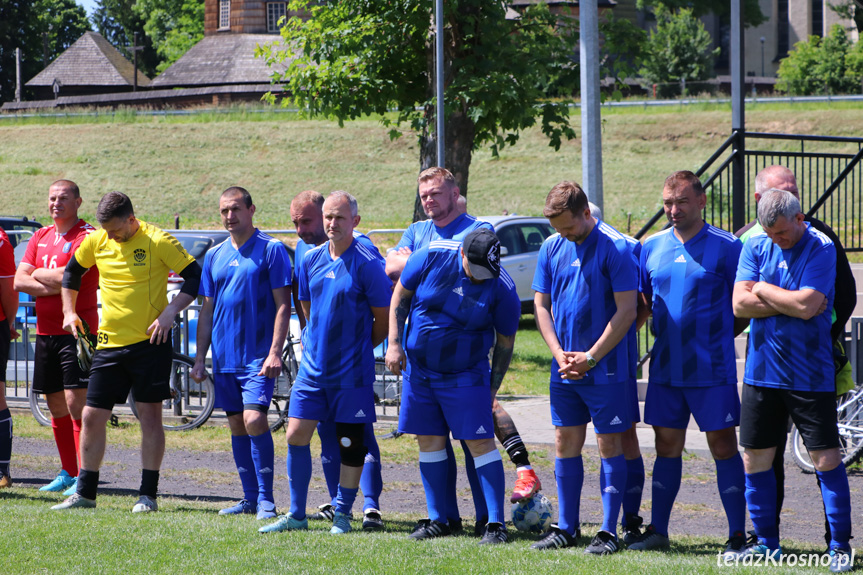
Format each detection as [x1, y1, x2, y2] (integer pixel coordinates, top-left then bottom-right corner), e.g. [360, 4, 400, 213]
[335, 485, 359, 515]
[360, 424, 383, 512]
[745, 468, 779, 549]
[623, 455, 645, 522]
[473, 449, 505, 525]
[462, 440, 488, 522]
[0, 408, 10, 476]
[230, 435, 258, 503]
[650, 456, 682, 536]
[316, 421, 341, 502]
[287, 444, 312, 520]
[419, 449, 449, 524]
[816, 465, 852, 550]
[600, 454, 626, 535]
[555, 455, 584, 536]
[249, 431, 275, 505]
[715, 454, 746, 537]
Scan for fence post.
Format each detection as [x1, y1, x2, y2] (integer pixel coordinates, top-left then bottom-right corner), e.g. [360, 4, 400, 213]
[730, 0, 746, 232]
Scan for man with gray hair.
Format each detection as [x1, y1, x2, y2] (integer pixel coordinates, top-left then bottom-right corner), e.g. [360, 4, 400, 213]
[732, 189, 853, 570]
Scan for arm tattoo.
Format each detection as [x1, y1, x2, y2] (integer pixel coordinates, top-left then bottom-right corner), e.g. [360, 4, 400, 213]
[393, 294, 411, 345]
[490, 338, 514, 393]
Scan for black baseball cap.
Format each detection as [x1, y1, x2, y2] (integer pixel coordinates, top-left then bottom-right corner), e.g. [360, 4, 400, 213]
[463, 228, 501, 280]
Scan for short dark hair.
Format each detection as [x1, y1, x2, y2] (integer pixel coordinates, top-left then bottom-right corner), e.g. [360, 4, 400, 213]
[543, 181, 588, 218]
[291, 190, 324, 210]
[664, 170, 704, 196]
[221, 186, 253, 208]
[96, 191, 134, 223]
[50, 179, 79, 198]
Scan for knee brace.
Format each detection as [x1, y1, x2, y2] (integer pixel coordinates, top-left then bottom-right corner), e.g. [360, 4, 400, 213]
[336, 422, 367, 468]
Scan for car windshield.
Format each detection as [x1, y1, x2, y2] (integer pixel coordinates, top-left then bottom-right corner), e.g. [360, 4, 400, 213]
[176, 236, 215, 260]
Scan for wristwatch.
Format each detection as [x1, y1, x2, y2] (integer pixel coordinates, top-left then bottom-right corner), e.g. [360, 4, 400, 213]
[585, 352, 597, 369]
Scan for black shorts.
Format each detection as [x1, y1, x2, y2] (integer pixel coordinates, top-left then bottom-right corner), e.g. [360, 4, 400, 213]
[33, 334, 93, 394]
[0, 322, 9, 382]
[86, 339, 173, 410]
[739, 383, 840, 451]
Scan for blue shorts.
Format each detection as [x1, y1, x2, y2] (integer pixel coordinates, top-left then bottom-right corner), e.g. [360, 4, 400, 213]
[398, 376, 494, 440]
[644, 383, 740, 432]
[288, 379, 376, 424]
[213, 370, 274, 413]
[550, 381, 632, 434]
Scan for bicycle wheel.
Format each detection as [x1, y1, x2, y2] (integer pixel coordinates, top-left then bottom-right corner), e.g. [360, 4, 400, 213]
[29, 387, 51, 427]
[790, 426, 816, 473]
[836, 387, 863, 466]
[269, 341, 298, 433]
[160, 353, 215, 431]
[373, 358, 401, 406]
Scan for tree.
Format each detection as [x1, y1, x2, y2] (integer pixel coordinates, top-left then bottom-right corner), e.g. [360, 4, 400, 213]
[0, 0, 89, 103]
[637, 0, 766, 28]
[258, 0, 580, 219]
[92, 0, 160, 77]
[133, 0, 204, 73]
[639, 7, 719, 86]
[776, 25, 860, 95]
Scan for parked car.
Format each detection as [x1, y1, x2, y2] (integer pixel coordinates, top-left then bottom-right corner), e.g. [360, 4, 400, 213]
[477, 216, 555, 314]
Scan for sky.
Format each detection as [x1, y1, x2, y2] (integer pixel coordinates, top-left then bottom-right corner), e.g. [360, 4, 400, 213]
[75, 0, 98, 17]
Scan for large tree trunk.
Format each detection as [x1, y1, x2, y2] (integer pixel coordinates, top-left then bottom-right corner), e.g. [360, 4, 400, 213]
[412, 7, 477, 222]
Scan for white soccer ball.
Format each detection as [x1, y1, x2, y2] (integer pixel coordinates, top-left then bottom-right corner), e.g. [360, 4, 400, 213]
[511, 492, 553, 533]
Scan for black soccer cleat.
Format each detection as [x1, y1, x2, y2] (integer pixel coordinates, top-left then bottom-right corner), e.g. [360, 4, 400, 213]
[530, 525, 579, 550]
[478, 522, 508, 545]
[584, 530, 621, 555]
[408, 519, 452, 540]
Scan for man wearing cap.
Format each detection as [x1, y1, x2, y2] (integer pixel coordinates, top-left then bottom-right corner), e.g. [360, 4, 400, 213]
[385, 228, 520, 545]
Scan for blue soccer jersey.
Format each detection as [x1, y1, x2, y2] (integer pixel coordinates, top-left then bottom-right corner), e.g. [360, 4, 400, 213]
[394, 213, 493, 251]
[296, 238, 391, 389]
[622, 230, 641, 388]
[532, 221, 638, 385]
[735, 223, 836, 392]
[400, 240, 521, 388]
[200, 230, 292, 373]
[293, 231, 381, 282]
[640, 223, 742, 387]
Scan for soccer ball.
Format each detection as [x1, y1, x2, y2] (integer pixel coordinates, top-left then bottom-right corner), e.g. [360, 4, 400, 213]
[511, 492, 553, 533]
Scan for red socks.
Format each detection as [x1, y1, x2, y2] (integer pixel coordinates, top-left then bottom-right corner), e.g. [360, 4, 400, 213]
[51, 415, 78, 476]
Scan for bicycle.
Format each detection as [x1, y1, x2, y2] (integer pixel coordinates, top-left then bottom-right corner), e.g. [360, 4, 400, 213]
[30, 352, 216, 432]
[268, 334, 299, 432]
[790, 383, 863, 473]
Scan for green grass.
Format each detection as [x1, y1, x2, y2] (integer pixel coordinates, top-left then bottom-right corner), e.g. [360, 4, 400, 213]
[1, 490, 841, 575]
[2, 102, 862, 234]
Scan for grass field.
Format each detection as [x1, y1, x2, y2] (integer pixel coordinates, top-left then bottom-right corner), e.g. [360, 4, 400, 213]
[2, 101, 863, 235]
[6, 417, 843, 575]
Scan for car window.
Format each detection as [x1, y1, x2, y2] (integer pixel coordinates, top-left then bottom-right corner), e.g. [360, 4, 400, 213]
[496, 225, 525, 256]
[176, 236, 214, 261]
[500, 223, 553, 256]
[521, 224, 553, 253]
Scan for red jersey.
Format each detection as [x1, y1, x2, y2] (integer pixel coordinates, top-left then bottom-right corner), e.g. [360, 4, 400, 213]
[0, 228, 14, 323]
[22, 220, 99, 335]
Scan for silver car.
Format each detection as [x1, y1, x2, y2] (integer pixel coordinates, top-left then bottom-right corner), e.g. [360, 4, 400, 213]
[477, 216, 555, 314]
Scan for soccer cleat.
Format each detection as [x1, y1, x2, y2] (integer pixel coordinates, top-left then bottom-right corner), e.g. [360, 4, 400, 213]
[511, 468, 542, 503]
[310, 503, 336, 521]
[0, 471, 11, 489]
[259, 512, 308, 533]
[40, 470, 76, 492]
[330, 511, 352, 534]
[584, 530, 621, 555]
[741, 539, 782, 560]
[828, 547, 853, 573]
[256, 500, 277, 520]
[627, 524, 670, 551]
[362, 508, 385, 531]
[478, 522, 509, 545]
[722, 531, 747, 559]
[474, 517, 488, 537]
[51, 493, 96, 510]
[408, 519, 452, 540]
[449, 517, 464, 533]
[219, 499, 256, 515]
[530, 525, 579, 550]
[132, 495, 158, 513]
[621, 514, 644, 546]
[62, 478, 78, 496]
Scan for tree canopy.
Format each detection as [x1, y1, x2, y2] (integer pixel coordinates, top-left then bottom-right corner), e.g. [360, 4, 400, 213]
[639, 7, 720, 85]
[259, 0, 581, 217]
[0, 0, 90, 102]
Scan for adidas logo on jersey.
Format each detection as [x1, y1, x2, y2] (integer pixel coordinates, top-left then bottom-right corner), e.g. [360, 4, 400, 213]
[260, 467, 273, 474]
[778, 261, 788, 269]
[476, 425, 487, 434]
[229, 259, 239, 267]
[725, 413, 734, 423]
[571, 258, 581, 267]
[453, 286, 464, 296]
[355, 409, 366, 418]
[609, 416, 623, 425]
[325, 270, 336, 279]
[675, 254, 687, 263]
